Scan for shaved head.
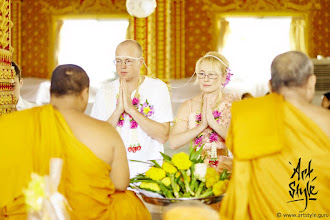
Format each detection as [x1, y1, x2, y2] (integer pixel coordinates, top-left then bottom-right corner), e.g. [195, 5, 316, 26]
[116, 40, 143, 58]
[50, 64, 89, 97]
[271, 51, 314, 93]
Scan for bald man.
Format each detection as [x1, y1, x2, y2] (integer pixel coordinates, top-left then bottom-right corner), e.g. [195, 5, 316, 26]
[91, 40, 173, 178]
[220, 51, 330, 219]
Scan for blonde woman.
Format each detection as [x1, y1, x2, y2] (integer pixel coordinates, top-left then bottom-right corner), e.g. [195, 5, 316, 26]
[169, 52, 240, 173]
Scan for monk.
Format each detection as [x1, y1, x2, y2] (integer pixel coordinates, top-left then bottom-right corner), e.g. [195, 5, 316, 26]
[0, 64, 151, 219]
[220, 51, 330, 219]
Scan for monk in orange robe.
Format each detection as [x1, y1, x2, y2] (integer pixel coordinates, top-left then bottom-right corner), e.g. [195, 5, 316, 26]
[220, 51, 330, 219]
[0, 64, 151, 220]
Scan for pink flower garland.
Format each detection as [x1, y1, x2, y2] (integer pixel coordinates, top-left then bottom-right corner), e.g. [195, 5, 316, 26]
[140, 99, 154, 117]
[194, 110, 221, 146]
[116, 98, 154, 129]
[116, 97, 155, 154]
[223, 68, 233, 87]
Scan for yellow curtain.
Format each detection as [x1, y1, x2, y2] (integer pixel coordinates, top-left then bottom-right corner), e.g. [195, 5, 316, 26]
[126, 17, 133, 40]
[289, 17, 307, 53]
[216, 18, 230, 53]
[53, 20, 64, 68]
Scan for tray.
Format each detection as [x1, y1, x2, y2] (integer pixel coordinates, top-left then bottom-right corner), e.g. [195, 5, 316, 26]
[140, 194, 224, 206]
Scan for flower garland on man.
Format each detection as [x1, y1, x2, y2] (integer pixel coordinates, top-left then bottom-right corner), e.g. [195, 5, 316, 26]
[91, 40, 173, 178]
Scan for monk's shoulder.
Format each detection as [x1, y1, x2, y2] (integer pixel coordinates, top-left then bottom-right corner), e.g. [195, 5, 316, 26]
[64, 111, 121, 145]
[308, 105, 330, 135]
[83, 115, 121, 141]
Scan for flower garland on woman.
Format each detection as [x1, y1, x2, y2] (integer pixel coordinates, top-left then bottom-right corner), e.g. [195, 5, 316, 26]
[168, 51, 240, 173]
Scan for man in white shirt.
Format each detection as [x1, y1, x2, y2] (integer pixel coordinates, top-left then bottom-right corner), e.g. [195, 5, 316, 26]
[12, 61, 36, 111]
[91, 40, 173, 178]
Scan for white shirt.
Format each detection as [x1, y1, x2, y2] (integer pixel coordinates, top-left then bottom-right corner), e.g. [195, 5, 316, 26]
[91, 77, 173, 178]
[16, 97, 37, 111]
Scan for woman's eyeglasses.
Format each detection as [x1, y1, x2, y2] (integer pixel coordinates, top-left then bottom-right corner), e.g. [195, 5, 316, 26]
[197, 72, 219, 79]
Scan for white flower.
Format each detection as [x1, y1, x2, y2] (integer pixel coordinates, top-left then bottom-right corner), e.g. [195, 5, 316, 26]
[194, 163, 207, 182]
[186, 169, 191, 177]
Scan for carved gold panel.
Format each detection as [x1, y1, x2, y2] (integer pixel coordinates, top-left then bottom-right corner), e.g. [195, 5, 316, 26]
[0, 0, 15, 115]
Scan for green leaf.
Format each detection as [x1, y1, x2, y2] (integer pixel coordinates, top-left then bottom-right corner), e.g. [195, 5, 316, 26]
[189, 142, 194, 159]
[196, 155, 205, 163]
[129, 159, 154, 165]
[195, 182, 205, 197]
[130, 174, 151, 182]
[130, 179, 156, 183]
[189, 144, 205, 162]
[181, 170, 195, 196]
[183, 191, 191, 198]
[198, 187, 213, 198]
[220, 169, 231, 180]
[159, 182, 174, 198]
[159, 152, 172, 163]
[149, 160, 162, 168]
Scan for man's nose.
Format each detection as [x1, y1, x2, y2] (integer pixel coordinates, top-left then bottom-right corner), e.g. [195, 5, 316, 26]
[120, 63, 128, 68]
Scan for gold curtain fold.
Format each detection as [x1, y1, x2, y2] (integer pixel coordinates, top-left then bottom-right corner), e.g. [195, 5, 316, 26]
[126, 17, 134, 40]
[216, 18, 230, 53]
[53, 20, 64, 69]
[289, 17, 307, 53]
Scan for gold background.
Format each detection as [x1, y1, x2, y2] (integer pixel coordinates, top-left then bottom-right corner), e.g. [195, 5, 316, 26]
[0, 0, 15, 115]
[10, 0, 330, 80]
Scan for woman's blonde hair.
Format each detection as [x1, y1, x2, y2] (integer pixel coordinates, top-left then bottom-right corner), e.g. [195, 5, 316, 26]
[194, 51, 229, 85]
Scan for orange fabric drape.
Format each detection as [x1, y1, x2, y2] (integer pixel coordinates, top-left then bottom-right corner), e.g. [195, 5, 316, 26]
[0, 105, 151, 220]
[221, 94, 330, 219]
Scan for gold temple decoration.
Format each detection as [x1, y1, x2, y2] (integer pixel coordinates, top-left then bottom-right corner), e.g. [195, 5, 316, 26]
[0, 0, 15, 115]
[184, 0, 328, 77]
[139, 0, 171, 82]
[10, 0, 20, 65]
[15, 0, 171, 83]
[10, 0, 329, 81]
[171, 0, 185, 79]
[201, 0, 322, 11]
[134, 17, 149, 76]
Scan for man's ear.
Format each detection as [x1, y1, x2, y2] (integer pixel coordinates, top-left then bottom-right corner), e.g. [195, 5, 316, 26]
[81, 87, 89, 102]
[19, 78, 23, 88]
[268, 80, 273, 93]
[139, 57, 144, 67]
[306, 74, 316, 90]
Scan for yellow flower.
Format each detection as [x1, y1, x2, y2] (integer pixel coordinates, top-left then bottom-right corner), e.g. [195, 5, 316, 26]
[145, 167, 166, 180]
[143, 106, 151, 115]
[175, 172, 181, 178]
[212, 180, 226, 196]
[161, 177, 171, 186]
[180, 175, 191, 183]
[205, 167, 220, 188]
[140, 182, 161, 192]
[171, 152, 192, 170]
[224, 179, 229, 188]
[162, 162, 177, 174]
[23, 173, 46, 211]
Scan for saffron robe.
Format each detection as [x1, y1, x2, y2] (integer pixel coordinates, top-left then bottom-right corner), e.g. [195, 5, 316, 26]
[0, 105, 151, 220]
[220, 93, 330, 219]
